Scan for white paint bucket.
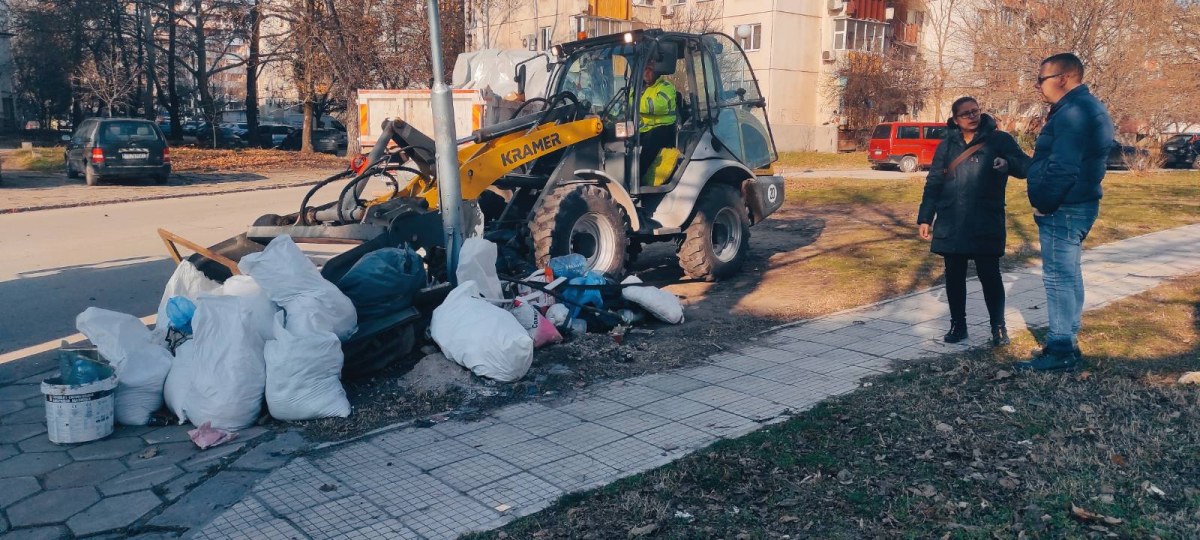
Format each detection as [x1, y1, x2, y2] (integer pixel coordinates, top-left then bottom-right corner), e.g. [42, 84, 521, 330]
[41, 372, 118, 444]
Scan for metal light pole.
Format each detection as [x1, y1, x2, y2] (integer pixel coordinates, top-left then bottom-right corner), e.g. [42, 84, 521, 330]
[426, 0, 463, 284]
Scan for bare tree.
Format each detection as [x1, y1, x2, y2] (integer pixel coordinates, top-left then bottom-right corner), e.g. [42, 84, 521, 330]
[77, 53, 142, 116]
[921, 0, 968, 120]
[827, 50, 930, 148]
[665, 0, 723, 34]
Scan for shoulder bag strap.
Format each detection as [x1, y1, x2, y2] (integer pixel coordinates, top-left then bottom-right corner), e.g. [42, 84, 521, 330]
[944, 141, 985, 176]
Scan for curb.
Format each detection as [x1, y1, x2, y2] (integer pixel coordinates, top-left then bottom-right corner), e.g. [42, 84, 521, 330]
[0, 178, 325, 215]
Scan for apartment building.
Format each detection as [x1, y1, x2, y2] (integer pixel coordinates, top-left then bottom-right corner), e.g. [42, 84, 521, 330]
[464, 0, 925, 152]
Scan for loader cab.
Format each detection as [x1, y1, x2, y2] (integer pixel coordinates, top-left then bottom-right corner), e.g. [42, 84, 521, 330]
[549, 30, 776, 194]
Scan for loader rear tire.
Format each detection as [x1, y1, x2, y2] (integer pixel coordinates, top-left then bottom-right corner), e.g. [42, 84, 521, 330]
[678, 183, 750, 281]
[531, 184, 628, 277]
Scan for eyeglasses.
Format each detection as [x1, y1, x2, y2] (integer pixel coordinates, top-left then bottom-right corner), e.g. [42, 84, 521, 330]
[955, 108, 981, 119]
[1035, 72, 1064, 87]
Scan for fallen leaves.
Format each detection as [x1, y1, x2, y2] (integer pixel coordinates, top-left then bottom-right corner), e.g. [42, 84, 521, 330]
[138, 447, 159, 459]
[1070, 504, 1124, 526]
[628, 523, 658, 538]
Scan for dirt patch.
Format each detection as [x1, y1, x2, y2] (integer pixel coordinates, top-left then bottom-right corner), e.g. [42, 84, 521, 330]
[469, 273, 1200, 539]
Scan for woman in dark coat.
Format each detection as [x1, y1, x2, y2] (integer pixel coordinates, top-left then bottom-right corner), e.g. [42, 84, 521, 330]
[918, 96, 1030, 346]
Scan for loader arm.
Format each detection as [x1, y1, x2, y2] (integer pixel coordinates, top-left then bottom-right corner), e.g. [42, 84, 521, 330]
[400, 117, 603, 209]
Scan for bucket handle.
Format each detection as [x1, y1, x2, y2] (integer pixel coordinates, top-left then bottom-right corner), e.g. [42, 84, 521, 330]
[158, 228, 241, 276]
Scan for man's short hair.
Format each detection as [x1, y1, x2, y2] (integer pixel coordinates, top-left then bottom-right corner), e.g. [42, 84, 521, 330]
[1041, 53, 1084, 80]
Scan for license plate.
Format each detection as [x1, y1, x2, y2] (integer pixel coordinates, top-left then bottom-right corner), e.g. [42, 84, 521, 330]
[122, 153, 149, 160]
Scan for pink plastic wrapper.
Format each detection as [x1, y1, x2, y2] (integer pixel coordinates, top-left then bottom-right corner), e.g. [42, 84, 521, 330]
[188, 421, 238, 450]
[509, 300, 563, 348]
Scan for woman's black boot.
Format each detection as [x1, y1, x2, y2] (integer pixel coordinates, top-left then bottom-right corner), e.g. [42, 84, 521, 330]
[991, 324, 1010, 347]
[943, 320, 968, 343]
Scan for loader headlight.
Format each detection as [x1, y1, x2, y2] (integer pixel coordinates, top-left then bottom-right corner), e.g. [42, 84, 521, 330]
[615, 121, 635, 139]
[623, 32, 634, 44]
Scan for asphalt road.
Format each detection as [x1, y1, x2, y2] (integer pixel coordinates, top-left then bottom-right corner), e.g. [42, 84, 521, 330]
[0, 185, 320, 369]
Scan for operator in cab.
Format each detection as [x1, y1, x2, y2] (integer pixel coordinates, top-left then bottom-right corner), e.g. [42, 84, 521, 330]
[635, 58, 677, 179]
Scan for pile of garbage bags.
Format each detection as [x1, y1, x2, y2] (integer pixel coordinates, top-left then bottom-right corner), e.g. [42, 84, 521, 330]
[70, 235, 685, 432]
[76, 236, 361, 430]
[432, 238, 685, 383]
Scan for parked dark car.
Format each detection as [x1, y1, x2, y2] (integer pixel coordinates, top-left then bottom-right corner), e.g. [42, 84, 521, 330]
[1105, 142, 1151, 170]
[1161, 134, 1200, 169]
[195, 125, 249, 149]
[244, 124, 295, 148]
[63, 118, 171, 186]
[279, 128, 346, 154]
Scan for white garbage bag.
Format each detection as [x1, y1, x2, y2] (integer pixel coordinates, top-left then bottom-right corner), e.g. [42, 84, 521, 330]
[153, 261, 220, 341]
[264, 312, 351, 421]
[431, 281, 533, 382]
[163, 340, 195, 423]
[237, 235, 357, 340]
[456, 237, 503, 300]
[215, 275, 279, 341]
[175, 295, 267, 430]
[621, 276, 685, 324]
[76, 308, 173, 426]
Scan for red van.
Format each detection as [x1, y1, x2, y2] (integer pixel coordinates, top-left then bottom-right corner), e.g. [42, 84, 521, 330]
[867, 122, 948, 172]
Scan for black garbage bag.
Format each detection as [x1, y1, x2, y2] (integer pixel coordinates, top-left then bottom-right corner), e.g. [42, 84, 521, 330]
[336, 247, 427, 321]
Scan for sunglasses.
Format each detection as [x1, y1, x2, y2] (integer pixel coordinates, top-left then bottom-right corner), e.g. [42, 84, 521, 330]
[955, 108, 981, 119]
[1035, 72, 1064, 86]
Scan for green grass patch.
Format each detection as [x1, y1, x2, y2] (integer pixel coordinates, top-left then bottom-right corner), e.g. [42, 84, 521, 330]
[6, 147, 64, 172]
[777, 150, 869, 170]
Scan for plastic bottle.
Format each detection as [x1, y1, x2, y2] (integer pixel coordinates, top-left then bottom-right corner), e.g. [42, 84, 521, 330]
[547, 254, 588, 281]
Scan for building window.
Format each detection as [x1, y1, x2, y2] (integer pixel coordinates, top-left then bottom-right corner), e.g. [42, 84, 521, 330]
[673, 0, 686, 4]
[736, 23, 761, 51]
[833, 18, 887, 53]
[540, 26, 552, 50]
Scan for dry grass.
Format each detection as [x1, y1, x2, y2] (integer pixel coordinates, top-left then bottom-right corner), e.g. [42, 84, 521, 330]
[171, 148, 344, 172]
[776, 151, 869, 171]
[471, 273, 1200, 539]
[4, 147, 64, 172]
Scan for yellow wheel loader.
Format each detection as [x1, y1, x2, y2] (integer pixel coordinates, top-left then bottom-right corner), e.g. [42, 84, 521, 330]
[170, 30, 784, 372]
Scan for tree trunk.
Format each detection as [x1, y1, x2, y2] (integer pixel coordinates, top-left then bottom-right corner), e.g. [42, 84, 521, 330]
[194, 0, 216, 147]
[168, 4, 181, 139]
[345, 89, 359, 156]
[245, 0, 261, 147]
[143, 0, 156, 120]
[301, 100, 314, 153]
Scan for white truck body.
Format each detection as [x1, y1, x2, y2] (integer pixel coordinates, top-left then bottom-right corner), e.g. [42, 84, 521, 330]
[357, 50, 551, 149]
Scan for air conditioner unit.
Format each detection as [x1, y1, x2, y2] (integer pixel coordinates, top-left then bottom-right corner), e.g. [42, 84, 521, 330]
[885, 7, 895, 20]
[822, 50, 835, 63]
[522, 34, 536, 50]
[828, 0, 846, 12]
[661, 4, 676, 18]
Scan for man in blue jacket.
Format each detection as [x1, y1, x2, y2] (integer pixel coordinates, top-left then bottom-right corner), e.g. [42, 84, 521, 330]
[1016, 53, 1113, 372]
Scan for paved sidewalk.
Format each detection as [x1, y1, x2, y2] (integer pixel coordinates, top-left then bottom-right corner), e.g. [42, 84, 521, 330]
[187, 223, 1200, 540]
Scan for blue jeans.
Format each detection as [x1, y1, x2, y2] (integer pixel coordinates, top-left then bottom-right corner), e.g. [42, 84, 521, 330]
[1034, 202, 1099, 354]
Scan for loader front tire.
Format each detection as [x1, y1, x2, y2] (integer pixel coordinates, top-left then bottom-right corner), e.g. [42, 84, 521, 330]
[678, 183, 750, 281]
[532, 184, 628, 277]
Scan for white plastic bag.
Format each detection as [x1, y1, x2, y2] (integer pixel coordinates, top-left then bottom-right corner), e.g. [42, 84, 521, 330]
[153, 261, 220, 341]
[180, 295, 267, 430]
[216, 275, 279, 341]
[76, 308, 173, 426]
[164, 340, 195, 423]
[516, 270, 556, 309]
[264, 312, 351, 421]
[507, 301, 563, 348]
[431, 281, 533, 382]
[237, 236, 357, 340]
[621, 276, 685, 324]
[456, 237, 503, 300]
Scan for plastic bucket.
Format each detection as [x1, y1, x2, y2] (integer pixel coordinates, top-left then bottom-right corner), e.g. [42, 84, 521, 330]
[41, 371, 118, 444]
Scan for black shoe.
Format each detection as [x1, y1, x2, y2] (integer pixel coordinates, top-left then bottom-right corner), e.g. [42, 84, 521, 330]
[943, 320, 968, 343]
[991, 325, 1010, 347]
[1014, 349, 1081, 372]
